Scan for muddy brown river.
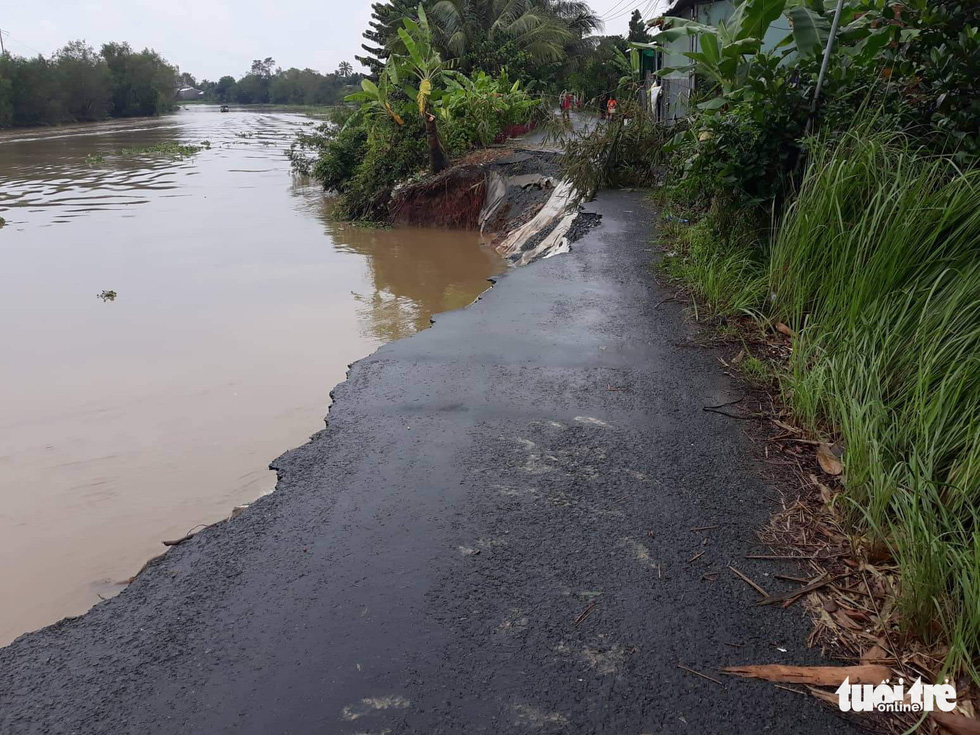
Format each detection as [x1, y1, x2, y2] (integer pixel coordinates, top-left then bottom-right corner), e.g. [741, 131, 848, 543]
[0, 106, 505, 646]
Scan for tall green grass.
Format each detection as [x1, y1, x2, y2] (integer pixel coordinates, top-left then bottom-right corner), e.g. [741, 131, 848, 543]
[659, 212, 768, 319]
[770, 131, 980, 678]
[669, 129, 980, 677]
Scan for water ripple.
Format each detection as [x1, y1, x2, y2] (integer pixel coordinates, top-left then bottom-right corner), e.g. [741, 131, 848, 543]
[0, 107, 304, 226]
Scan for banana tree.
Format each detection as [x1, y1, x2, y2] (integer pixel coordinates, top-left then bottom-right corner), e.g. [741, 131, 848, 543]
[346, 5, 452, 174]
[390, 6, 452, 173]
[437, 71, 538, 147]
[346, 75, 406, 126]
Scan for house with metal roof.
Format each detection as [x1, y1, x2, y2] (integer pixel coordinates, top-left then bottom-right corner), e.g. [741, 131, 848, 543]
[647, 0, 791, 121]
[176, 86, 204, 101]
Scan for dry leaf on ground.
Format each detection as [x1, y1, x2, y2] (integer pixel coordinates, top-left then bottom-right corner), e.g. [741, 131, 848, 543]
[817, 444, 843, 475]
[932, 711, 980, 735]
[860, 643, 891, 664]
[723, 664, 890, 686]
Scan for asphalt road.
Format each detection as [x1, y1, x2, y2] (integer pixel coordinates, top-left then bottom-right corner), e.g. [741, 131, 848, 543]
[0, 191, 854, 734]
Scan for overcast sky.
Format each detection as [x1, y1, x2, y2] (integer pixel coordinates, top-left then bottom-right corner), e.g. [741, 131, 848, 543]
[2, 0, 671, 80]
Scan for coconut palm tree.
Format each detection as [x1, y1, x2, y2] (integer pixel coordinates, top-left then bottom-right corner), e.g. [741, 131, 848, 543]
[428, 0, 602, 68]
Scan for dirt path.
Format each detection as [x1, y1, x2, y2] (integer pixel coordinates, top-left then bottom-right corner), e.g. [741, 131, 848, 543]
[0, 191, 854, 734]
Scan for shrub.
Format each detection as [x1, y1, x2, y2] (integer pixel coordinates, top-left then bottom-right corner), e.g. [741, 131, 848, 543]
[884, 0, 980, 161]
[438, 70, 538, 152]
[290, 10, 539, 223]
[338, 117, 429, 220]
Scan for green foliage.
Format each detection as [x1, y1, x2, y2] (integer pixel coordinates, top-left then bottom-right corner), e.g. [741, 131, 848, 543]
[628, 9, 652, 44]
[0, 41, 176, 129]
[438, 70, 538, 150]
[881, 0, 980, 161]
[659, 206, 767, 318]
[559, 42, 670, 197]
[0, 76, 12, 128]
[428, 0, 598, 68]
[355, 1, 604, 96]
[289, 107, 428, 222]
[347, 6, 448, 126]
[195, 63, 363, 107]
[294, 6, 539, 221]
[453, 36, 534, 79]
[669, 54, 813, 208]
[213, 76, 237, 103]
[564, 36, 629, 104]
[561, 111, 671, 196]
[339, 118, 430, 220]
[648, 0, 979, 210]
[53, 41, 112, 122]
[116, 142, 203, 159]
[771, 133, 980, 677]
[288, 110, 369, 185]
[356, 0, 422, 76]
[632, 0, 980, 678]
[101, 42, 178, 118]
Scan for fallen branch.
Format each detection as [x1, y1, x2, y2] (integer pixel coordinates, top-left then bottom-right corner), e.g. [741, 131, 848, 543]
[744, 553, 841, 561]
[729, 565, 769, 597]
[703, 408, 759, 420]
[704, 397, 745, 411]
[573, 602, 598, 627]
[162, 524, 208, 547]
[678, 663, 723, 686]
[756, 572, 835, 607]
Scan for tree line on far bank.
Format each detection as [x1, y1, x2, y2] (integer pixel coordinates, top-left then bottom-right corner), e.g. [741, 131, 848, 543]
[0, 42, 365, 130]
[187, 58, 364, 107]
[0, 41, 177, 128]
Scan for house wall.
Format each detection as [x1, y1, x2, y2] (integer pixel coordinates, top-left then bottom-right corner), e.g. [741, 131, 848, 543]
[653, 0, 792, 121]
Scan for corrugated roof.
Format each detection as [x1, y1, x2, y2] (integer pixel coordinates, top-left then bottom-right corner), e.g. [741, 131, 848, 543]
[664, 0, 704, 16]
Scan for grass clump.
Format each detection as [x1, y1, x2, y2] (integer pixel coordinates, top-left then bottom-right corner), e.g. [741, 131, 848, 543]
[658, 207, 767, 320]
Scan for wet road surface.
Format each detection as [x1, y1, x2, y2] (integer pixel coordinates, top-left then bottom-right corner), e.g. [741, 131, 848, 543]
[0, 190, 853, 734]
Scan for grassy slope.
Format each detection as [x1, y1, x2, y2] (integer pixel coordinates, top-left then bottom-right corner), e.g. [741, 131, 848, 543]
[660, 129, 980, 680]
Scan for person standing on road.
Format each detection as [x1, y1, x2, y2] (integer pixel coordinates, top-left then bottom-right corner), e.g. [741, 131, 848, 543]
[560, 91, 572, 121]
[607, 95, 618, 120]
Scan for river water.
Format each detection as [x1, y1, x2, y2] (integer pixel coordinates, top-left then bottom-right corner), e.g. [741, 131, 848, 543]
[0, 106, 505, 645]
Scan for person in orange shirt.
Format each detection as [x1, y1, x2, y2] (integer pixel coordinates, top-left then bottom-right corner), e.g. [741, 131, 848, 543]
[606, 96, 618, 120]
